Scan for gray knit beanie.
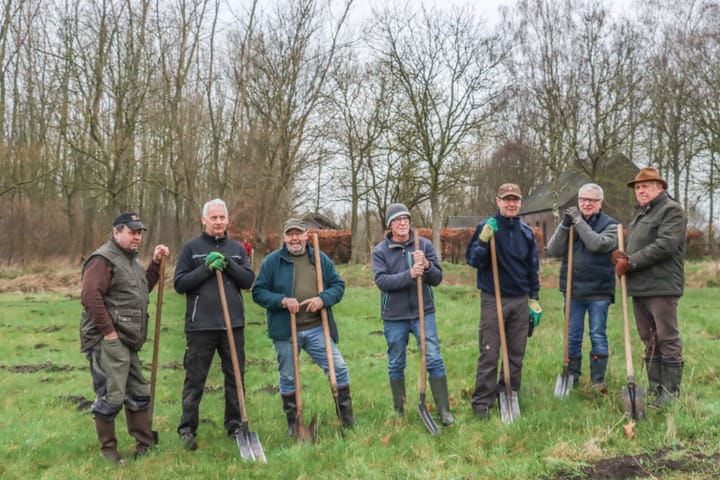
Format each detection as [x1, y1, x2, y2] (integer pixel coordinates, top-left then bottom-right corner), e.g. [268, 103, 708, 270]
[385, 203, 411, 228]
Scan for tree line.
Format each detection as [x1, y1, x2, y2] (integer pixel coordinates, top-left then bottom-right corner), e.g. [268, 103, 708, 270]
[1, 0, 718, 265]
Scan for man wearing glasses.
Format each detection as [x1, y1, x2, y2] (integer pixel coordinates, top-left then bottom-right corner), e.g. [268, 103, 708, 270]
[546, 183, 619, 393]
[466, 184, 541, 418]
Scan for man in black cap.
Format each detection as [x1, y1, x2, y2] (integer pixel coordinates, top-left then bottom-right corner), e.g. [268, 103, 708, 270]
[465, 184, 541, 418]
[612, 167, 687, 408]
[174, 198, 255, 450]
[80, 212, 169, 463]
[252, 218, 355, 435]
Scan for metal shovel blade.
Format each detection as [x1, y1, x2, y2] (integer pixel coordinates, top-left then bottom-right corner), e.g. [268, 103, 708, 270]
[296, 414, 319, 444]
[499, 391, 521, 424]
[417, 394, 440, 434]
[622, 383, 646, 421]
[234, 427, 267, 463]
[554, 369, 574, 399]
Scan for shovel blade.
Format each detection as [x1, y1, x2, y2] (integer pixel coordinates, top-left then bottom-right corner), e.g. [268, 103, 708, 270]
[234, 424, 267, 463]
[622, 384, 646, 421]
[295, 414, 319, 444]
[418, 395, 440, 434]
[554, 372, 573, 398]
[499, 391, 520, 424]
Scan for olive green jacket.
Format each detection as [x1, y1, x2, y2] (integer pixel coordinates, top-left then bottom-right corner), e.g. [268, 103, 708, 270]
[626, 191, 687, 297]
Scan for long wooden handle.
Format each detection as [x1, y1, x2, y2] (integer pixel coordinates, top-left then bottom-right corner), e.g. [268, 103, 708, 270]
[490, 237, 512, 390]
[216, 270, 248, 423]
[562, 227, 574, 367]
[311, 233, 338, 396]
[289, 311, 304, 416]
[149, 255, 166, 419]
[415, 231, 428, 395]
[618, 230, 634, 378]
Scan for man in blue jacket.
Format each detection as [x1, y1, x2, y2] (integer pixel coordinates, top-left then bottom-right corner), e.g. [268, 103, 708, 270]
[252, 218, 354, 435]
[174, 198, 255, 450]
[466, 184, 541, 418]
[372, 203, 454, 426]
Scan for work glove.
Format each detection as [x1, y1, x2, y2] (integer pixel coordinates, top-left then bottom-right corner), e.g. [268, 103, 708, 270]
[610, 249, 629, 265]
[478, 217, 498, 243]
[528, 299, 542, 327]
[205, 251, 227, 271]
[615, 258, 631, 277]
[563, 207, 581, 227]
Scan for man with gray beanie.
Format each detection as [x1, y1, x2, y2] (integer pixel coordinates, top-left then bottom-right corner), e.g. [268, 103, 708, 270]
[371, 203, 454, 426]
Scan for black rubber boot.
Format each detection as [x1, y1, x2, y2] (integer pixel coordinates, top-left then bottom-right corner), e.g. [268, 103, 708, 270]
[126, 408, 155, 458]
[645, 357, 662, 400]
[568, 356, 582, 387]
[94, 416, 123, 464]
[281, 393, 297, 436]
[335, 386, 355, 428]
[390, 379, 405, 417]
[590, 353, 609, 394]
[650, 360, 683, 409]
[429, 376, 454, 426]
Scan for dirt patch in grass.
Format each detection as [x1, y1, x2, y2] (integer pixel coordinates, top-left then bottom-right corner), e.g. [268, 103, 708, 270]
[553, 447, 720, 479]
[1, 362, 83, 373]
[60, 395, 93, 411]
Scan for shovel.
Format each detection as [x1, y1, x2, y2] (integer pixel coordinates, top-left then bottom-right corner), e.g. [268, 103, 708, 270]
[617, 233, 646, 421]
[554, 226, 575, 398]
[311, 233, 344, 436]
[415, 231, 440, 434]
[148, 256, 166, 444]
[289, 311, 319, 443]
[216, 271, 267, 462]
[490, 236, 521, 423]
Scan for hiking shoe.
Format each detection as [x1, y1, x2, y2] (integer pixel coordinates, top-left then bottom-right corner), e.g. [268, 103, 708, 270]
[180, 432, 197, 451]
[101, 448, 124, 464]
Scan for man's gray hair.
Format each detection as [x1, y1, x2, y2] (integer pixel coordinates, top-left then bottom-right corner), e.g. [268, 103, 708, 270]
[578, 183, 604, 200]
[202, 198, 228, 217]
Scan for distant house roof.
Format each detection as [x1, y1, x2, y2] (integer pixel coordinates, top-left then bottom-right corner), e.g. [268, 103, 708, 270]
[520, 170, 590, 215]
[302, 212, 342, 230]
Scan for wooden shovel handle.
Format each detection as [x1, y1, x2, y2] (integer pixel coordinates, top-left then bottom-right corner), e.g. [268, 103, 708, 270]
[490, 237, 512, 391]
[289, 311, 304, 416]
[415, 231, 428, 394]
[311, 233, 339, 396]
[216, 270, 249, 423]
[149, 255, 166, 419]
[617, 230, 635, 378]
[563, 227, 574, 367]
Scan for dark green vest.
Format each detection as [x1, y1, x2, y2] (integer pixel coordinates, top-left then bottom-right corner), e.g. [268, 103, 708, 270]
[80, 240, 149, 352]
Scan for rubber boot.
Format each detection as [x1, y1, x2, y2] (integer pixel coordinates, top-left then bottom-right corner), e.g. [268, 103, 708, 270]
[94, 416, 123, 464]
[590, 353, 609, 394]
[429, 376, 454, 426]
[126, 408, 155, 458]
[390, 379, 405, 417]
[645, 357, 662, 400]
[650, 360, 683, 409]
[567, 356, 582, 388]
[281, 393, 297, 437]
[335, 385, 355, 428]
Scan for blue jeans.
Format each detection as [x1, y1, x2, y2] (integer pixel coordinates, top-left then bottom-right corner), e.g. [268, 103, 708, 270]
[273, 325, 350, 395]
[384, 313, 447, 381]
[566, 297, 611, 358]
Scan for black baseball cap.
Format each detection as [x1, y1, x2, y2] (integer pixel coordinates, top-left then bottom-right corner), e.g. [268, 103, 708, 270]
[113, 212, 146, 231]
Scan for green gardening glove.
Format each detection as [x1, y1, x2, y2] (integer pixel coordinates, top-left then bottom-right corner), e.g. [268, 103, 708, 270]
[205, 251, 227, 271]
[528, 299, 542, 327]
[478, 217, 498, 243]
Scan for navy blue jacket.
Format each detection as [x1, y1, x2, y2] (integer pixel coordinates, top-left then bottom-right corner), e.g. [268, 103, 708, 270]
[465, 213, 539, 298]
[372, 230, 442, 321]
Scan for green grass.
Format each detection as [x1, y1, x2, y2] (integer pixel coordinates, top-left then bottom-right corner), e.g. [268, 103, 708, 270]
[1, 282, 719, 479]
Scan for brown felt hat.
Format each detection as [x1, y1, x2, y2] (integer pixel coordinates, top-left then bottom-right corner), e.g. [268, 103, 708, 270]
[626, 167, 667, 189]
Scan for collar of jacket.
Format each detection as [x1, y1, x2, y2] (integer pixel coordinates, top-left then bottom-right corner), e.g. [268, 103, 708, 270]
[201, 230, 228, 242]
[495, 212, 521, 229]
[279, 242, 315, 263]
[385, 229, 414, 249]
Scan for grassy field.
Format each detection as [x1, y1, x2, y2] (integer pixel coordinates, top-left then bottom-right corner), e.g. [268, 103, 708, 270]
[1, 263, 719, 479]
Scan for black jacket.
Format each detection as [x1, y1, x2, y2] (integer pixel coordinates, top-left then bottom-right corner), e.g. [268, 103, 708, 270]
[174, 231, 255, 332]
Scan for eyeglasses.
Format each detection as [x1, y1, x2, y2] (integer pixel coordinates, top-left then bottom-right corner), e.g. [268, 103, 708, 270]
[391, 216, 410, 225]
[578, 197, 601, 203]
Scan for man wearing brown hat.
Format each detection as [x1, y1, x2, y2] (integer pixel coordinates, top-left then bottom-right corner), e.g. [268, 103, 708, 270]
[465, 184, 541, 418]
[80, 212, 169, 463]
[612, 167, 687, 408]
[252, 218, 355, 435]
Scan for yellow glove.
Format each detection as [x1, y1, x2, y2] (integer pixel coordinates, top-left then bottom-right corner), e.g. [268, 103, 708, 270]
[478, 218, 498, 243]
